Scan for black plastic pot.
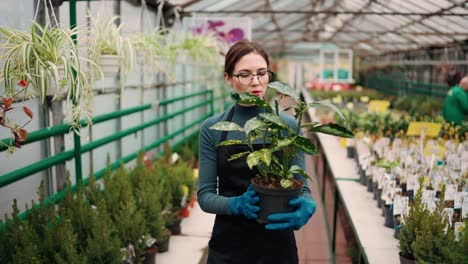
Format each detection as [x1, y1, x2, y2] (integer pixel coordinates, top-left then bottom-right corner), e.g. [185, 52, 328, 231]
[393, 215, 401, 239]
[167, 217, 182, 235]
[373, 182, 378, 200]
[383, 205, 394, 228]
[366, 177, 373, 192]
[156, 236, 170, 253]
[346, 146, 355, 159]
[251, 178, 302, 224]
[399, 252, 416, 264]
[142, 245, 157, 264]
[359, 168, 366, 186]
[377, 189, 383, 208]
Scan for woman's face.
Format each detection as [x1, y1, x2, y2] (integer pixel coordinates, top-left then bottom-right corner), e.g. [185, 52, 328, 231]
[225, 52, 269, 99]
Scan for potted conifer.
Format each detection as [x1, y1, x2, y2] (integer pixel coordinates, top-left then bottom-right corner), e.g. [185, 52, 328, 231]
[210, 81, 354, 223]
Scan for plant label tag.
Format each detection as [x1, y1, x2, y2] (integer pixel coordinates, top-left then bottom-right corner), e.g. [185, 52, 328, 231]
[463, 196, 468, 219]
[443, 208, 454, 228]
[368, 100, 390, 113]
[406, 122, 442, 137]
[393, 196, 402, 215]
[454, 192, 463, 209]
[445, 184, 458, 201]
[424, 144, 445, 159]
[406, 174, 417, 191]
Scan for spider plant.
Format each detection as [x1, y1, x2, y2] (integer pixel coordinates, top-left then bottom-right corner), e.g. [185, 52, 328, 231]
[88, 14, 135, 80]
[0, 22, 94, 125]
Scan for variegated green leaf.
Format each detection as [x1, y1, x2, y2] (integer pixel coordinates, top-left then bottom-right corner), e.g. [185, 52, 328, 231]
[280, 179, 293, 189]
[217, 140, 243, 146]
[295, 136, 319, 155]
[288, 165, 312, 180]
[308, 101, 346, 124]
[267, 81, 299, 101]
[259, 113, 288, 129]
[309, 123, 355, 138]
[246, 149, 272, 169]
[244, 117, 265, 134]
[210, 121, 245, 132]
[231, 92, 270, 109]
[275, 138, 293, 150]
[228, 151, 250, 161]
[300, 121, 320, 128]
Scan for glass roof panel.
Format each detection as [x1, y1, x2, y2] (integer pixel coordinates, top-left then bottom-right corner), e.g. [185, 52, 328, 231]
[180, 0, 468, 56]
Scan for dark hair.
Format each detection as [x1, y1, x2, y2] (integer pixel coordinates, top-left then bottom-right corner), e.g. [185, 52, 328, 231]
[224, 40, 269, 76]
[446, 72, 463, 87]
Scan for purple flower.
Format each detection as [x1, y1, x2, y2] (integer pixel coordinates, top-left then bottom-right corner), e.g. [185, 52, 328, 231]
[207, 20, 225, 30]
[223, 28, 244, 43]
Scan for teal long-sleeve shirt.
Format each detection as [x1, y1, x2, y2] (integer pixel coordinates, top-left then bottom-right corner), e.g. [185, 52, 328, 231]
[442, 85, 468, 125]
[197, 103, 313, 215]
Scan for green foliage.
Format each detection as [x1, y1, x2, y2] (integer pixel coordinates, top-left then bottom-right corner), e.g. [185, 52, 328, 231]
[131, 152, 166, 241]
[84, 201, 121, 264]
[210, 81, 354, 188]
[0, 22, 94, 126]
[410, 187, 450, 263]
[104, 164, 148, 261]
[446, 220, 468, 263]
[398, 181, 429, 259]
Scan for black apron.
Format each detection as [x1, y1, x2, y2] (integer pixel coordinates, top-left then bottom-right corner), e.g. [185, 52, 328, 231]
[207, 106, 298, 264]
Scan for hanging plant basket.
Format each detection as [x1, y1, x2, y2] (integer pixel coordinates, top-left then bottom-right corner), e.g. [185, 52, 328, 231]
[45, 66, 67, 97]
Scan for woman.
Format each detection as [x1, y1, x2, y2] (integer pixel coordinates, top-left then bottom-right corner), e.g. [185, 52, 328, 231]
[198, 40, 316, 263]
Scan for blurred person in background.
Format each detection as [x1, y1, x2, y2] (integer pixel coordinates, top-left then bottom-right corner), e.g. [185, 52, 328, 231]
[443, 73, 468, 125]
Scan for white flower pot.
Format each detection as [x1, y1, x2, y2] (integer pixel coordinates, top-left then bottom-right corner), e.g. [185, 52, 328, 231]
[99, 54, 120, 78]
[45, 66, 67, 98]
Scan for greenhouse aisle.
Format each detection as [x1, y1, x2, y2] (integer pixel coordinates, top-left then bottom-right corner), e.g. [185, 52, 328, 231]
[155, 150, 350, 264]
[155, 202, 215, 264]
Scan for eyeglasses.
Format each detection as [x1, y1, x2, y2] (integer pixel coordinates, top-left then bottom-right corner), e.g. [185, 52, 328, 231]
[232, 70, 273, 86]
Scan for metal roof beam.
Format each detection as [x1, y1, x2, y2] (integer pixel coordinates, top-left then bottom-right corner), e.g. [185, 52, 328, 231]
[183, 9, 468, 16]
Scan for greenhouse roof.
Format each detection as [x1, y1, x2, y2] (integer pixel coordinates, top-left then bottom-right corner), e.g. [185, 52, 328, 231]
[170, 0, 468, 57]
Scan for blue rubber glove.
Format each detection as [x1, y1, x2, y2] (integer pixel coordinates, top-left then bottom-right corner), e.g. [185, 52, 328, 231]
[228, 185, 260, 219]
[265, 196, 316, 230]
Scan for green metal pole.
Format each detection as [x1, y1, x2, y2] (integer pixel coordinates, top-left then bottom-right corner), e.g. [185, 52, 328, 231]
[69, 0, 83, 183]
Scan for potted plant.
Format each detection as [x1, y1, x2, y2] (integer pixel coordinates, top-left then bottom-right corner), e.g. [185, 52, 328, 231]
[0, 22, 94, 125]
[210, 81, 354, 223]
[88, 14, 135, 80]
[132, 28, 174, 74]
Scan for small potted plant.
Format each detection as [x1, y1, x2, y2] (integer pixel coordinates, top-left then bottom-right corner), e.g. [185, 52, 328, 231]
[210, 81, 354, 223]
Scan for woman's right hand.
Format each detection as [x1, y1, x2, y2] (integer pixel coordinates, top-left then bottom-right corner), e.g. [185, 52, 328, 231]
[228, 185, 260, 219]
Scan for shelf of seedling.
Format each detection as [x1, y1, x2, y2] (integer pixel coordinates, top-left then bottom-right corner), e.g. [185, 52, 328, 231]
[303, 88, 468, 264]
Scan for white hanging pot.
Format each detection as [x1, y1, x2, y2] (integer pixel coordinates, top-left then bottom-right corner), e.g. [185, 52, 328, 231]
[45, 66, 67, 98]
[99, 54, 120, 78]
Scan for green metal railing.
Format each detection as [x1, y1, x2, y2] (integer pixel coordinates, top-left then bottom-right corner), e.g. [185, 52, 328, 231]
[364, 73, 448, 97]
[0, 88, 225, 225]
[0, 90, 214, 188]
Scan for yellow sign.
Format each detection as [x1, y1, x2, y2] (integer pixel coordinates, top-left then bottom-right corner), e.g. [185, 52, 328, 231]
[424, 144, 445, 159]
[368, 100, 390, 113]
[406, 122, 442, 137]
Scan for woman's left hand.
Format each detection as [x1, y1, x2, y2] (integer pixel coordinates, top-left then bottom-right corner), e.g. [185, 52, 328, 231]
[265, 197, 317, 230]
